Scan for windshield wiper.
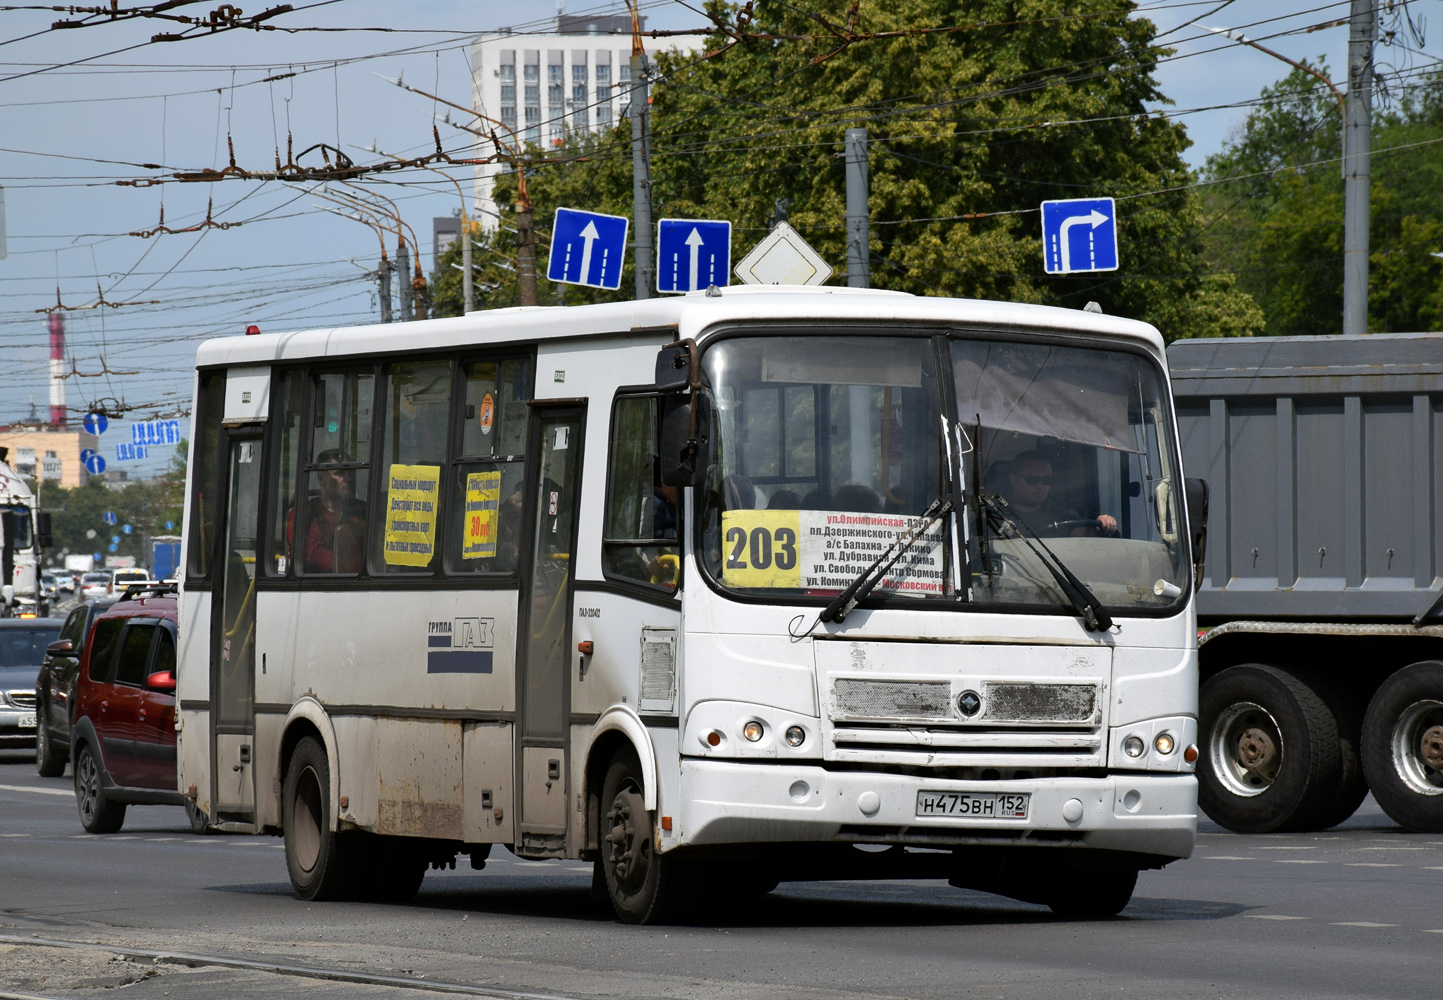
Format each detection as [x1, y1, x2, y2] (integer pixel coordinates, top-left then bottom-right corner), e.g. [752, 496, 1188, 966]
[977, 494, 1113, 632]
[819, 496, 953, 624]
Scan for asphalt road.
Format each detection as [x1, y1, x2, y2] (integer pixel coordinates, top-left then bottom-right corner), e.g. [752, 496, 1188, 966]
[1, 750, 1440, 1000]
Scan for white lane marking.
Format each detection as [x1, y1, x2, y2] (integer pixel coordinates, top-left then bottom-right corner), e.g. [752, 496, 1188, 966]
[0, 833, 30, 838]
[1423, 867, 1443, 871]
[1331, 922, 1399, 928]
[1275, 860, 1328, 864]
[566, 866, 591, 872]
[513, 861, 551, 867]
[1345, 863, 1400, 868]
[0, 783, 71, 798]
[1204, 856, 1256, 861]
[144, 837, 184, 842]
[1359, 846, 1425, 851]
[1424, 929, 1443, 934]
[1246, 915, 1309, 921]
[1257, 846, 1318, 850]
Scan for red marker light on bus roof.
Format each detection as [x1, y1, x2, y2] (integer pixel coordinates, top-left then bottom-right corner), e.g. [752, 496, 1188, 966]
[245, 325, 260, 335]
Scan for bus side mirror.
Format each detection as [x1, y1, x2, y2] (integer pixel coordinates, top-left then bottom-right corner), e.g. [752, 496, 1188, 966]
[654, 342, 693, 392]
[659, 394, 710, 488]
[1185, 477, 1208, 587]
[34, 511, 52, 550]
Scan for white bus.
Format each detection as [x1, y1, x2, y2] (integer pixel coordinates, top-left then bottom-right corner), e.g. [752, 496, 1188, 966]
[176, 287, 1203, 922]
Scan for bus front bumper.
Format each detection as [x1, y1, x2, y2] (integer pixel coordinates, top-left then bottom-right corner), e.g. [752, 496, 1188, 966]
[674, 759, 1197, 862]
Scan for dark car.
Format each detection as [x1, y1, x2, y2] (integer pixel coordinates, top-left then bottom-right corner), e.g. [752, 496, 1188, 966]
[69, 584, 203, 834]
[35, 598, 117, 776]
[0, 618, 63, 749]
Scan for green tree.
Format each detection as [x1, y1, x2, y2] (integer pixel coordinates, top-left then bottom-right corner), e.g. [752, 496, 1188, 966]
[1203, 62, 1443, 335]
[441, 0, 1261, 340]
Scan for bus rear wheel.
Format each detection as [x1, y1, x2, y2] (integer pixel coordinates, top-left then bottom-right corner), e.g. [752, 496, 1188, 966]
[600, 751, 691, 924]
[284, 736, 363, 901]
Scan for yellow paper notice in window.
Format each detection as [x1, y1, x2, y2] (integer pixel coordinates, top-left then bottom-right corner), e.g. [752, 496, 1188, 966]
[720, 510, 801, 589]
[382, 463, 441, 566]
[463, 470, 502, 560]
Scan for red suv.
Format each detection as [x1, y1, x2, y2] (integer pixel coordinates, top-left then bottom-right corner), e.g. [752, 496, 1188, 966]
[70, 584, 203, 833]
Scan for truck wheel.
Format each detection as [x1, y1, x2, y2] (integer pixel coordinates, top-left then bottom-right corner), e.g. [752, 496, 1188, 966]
[1047, 869, 1137, 919]
[1361, 661, 1443, 833]
[74, 743, 125, 834]
[1199, 664, 1341, 833]
[283, 736, 363, 901]
[1308, 675, 1369, 829]
[600, 750, 693, 924]
[35, 705, 66, 778]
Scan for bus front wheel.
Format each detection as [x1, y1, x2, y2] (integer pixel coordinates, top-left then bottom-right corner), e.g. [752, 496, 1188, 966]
[600, 751, 692, 924]
[284, 736, 363, 901]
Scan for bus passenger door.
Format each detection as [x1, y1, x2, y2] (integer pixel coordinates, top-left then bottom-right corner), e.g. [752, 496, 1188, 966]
[210, 432, 261, 823]
[516, 406, 585, 856]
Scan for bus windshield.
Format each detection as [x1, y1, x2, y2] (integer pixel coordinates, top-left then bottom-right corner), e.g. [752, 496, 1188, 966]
[699, 335, 950, 601]
[956, 338, 1187, 612]
[698, 332, 1188, 614]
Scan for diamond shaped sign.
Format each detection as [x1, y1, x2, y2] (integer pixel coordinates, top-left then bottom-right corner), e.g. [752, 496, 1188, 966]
[734, 222, 831, 286]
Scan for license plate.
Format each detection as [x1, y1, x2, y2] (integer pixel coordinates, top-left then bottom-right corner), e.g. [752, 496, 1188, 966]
[17, 714, 36, 729]
[916, 791, 1029, 819]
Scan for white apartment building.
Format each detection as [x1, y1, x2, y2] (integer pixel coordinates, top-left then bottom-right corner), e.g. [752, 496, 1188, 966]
[468, 11, 706, 229]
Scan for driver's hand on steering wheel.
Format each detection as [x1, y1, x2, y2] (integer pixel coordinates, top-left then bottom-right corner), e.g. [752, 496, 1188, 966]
[1096, 514, 1118, 535]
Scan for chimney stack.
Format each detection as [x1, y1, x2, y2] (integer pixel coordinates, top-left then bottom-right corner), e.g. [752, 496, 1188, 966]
[47, 311, 65, 428]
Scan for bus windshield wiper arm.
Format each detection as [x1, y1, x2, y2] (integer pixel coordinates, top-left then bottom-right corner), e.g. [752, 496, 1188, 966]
[977, 494, 1113, 633]
[819, 495, 953, 624]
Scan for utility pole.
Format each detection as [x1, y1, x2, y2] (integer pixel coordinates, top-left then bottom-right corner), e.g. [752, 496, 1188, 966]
[397, 242, 414, 321]
[462, 212, 474, 313]
[516, 171, 538, 307]
[845, 127, 870, 288]
[630, 51, 654, 299]
[378, 256, 393, 323]
[1343, 0, 1374, 336]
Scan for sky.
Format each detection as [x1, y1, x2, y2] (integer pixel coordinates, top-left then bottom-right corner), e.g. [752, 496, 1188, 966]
[0, 0, 1434, 479]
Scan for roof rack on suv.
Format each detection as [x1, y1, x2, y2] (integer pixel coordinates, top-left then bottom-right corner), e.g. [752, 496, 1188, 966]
[119, 582, 178, 602]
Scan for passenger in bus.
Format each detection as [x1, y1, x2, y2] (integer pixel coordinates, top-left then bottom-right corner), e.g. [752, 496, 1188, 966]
[831, 483, 884, 514]
[1001, 450, 1117, 537]
[295, 449, 367, 573]
[767, 488, 801, 510]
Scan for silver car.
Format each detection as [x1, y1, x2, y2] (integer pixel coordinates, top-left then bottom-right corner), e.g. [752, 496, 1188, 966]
[0, 619, 63, 749]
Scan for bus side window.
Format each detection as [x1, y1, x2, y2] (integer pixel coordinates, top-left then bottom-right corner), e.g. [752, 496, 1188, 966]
[264, 371, 304, 577]
[297, 370, 374, 576]
[374, 360, 450, 575]
[187, 372, 226, 581]
[447, 357, 532, 576]
[602, 394, 679, 591]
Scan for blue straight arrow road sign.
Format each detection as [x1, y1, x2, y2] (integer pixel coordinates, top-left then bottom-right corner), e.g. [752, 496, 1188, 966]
[547, 207, 629, 290]
[656, 219, 731, 294]
[82, 412, 108, 436]
[1040, 197, 1118, 275]
[102, 510, 117, 526]
[85, 453, 106, 475]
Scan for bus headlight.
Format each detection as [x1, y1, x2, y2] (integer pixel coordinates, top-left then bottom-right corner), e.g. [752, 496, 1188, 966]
[1154, 732, 1176, 755]
[1123, 735, 1146, 758]
[742, 721, 764, 742]
[785, 725, 805, 747]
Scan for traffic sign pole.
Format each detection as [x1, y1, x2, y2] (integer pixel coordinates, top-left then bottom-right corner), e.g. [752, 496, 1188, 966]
[630, 52, 654, 300]
[845, 127, 870, 288]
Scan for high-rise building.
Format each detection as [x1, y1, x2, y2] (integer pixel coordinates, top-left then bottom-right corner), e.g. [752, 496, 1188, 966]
[469, 12, 707, 229]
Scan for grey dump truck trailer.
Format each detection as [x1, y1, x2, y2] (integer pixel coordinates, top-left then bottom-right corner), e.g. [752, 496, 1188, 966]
[1169, 333, 1443, 834]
